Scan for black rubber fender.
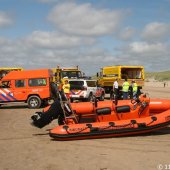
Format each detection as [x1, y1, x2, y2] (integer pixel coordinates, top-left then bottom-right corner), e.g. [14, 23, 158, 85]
[96, 107, 111, 115]
[116, 105, 130, 113]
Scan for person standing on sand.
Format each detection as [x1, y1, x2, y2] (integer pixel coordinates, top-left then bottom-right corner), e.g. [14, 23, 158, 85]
[113, 78, 119, 100]
[122, 78, 129, 100]
[131, 80, 138, 99]
[62, 80, 70, 99]
[164, 82, 166, 88]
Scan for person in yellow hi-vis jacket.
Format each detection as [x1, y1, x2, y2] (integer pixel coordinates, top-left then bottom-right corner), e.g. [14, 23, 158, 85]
[122, 78, 130, 100]
[131, 80, 138, 99]
[62, 80, 70, 99]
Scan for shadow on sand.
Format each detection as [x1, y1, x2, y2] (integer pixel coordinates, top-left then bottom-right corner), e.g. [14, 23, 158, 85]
[32, 126, 170, 141]
[0, 104, 28, 109]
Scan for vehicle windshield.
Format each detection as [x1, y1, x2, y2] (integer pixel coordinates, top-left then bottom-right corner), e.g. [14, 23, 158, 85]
[86, 81, 96, 87]
[121, 68, 142, 79]
[0, 81, 11, 88]
[0, 68, 22, 79]
[61, 71, 82, 79]
[0, 71, 9, 79]
[69, 81, 84, 90]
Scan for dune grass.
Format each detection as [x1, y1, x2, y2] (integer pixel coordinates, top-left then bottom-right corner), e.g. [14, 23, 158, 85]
[145, 71, 170, 81]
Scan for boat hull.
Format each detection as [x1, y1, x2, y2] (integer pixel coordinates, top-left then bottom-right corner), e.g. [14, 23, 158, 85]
[49, 109, 170, 141]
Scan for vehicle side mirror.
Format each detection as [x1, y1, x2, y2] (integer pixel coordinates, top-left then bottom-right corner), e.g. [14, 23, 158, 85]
[96, 73, 99, 77]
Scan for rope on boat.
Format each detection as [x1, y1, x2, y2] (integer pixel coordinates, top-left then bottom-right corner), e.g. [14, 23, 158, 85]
[62, 116, 157, 135]
[63, 121, 136, 134]
[146, 116, 157, 126]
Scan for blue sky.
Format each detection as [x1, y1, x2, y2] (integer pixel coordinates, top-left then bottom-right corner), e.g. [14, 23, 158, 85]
[0, 0, 170, 75]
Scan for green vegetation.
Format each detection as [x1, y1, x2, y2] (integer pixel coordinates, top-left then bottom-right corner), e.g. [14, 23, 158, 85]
[145, 71, 170, 81]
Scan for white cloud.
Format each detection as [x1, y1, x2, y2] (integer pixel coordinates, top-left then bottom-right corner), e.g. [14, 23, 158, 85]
[0, 37, 11, 45]
[0, 31, 98, 73]
[37, 0, 73, 3]
[23, 31, 96, 49]
[0, 34, 118, 74]
[142, 22, 170, 41]
[37, 0, 59, 2]
[48, 2, 127, 36]
[0, 2, 170, 73]
[0, 11, 13, 28]
[128, 42, 167, 55]
[0, 36, 170, 73]
[115, 41, 170, 71]
[118, 27, 135, 41]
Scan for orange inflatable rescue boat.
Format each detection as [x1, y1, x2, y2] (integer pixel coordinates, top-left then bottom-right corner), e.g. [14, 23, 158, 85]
[31, 94, 170, 141]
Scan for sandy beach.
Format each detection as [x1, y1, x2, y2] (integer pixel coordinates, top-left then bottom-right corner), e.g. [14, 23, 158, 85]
[0, 82, 170, 170]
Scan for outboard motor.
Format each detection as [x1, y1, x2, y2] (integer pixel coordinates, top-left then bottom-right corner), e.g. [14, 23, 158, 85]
[31, 86, 73, 128]
[31, 99, 64, 128]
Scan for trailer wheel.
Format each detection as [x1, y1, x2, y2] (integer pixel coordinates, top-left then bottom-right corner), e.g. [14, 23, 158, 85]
[27, 96, 42, 109]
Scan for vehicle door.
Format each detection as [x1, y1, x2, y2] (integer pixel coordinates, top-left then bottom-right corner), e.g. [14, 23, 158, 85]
[86, 80, 97, 95]
[69, 80, 84, 98]
[12, 79, 27, 100]
[0, 80, 17, 102]
[28, 78, 49, 99]
[95, 86, 103, 98]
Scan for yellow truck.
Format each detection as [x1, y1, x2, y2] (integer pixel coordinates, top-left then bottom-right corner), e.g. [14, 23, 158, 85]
[0, 67, 23, 79]
[97, 65, 145, 98]
[52, 66, 83, 88]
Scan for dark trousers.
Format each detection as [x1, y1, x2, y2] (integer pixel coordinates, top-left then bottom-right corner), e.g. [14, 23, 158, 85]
[114, 88, 119, 99]
[123, 92, 129, 100]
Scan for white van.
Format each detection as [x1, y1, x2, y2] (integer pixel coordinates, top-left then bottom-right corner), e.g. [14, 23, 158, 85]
[69, 79, 105, 102]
